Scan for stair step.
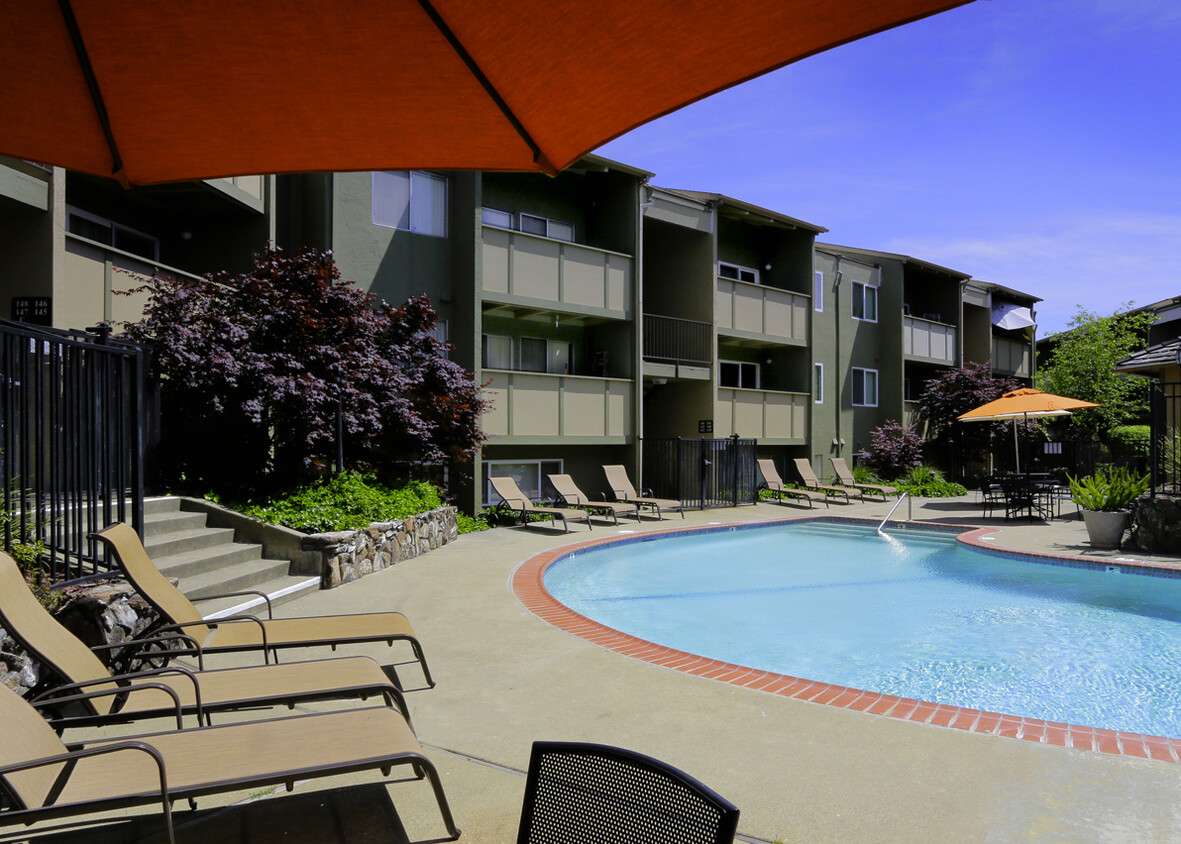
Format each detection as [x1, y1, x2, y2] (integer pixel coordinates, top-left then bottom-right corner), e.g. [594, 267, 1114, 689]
[199, 576, 323, 618]
[153, 542, 264, 580]
[144, 497, 182, 516]
[143, 510, 208, 537]
[178, 558, 295, 600]
[144, 527, 237, 558]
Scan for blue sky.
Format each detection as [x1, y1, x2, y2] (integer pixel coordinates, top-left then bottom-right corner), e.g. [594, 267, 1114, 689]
[595, 0, 1181, 337]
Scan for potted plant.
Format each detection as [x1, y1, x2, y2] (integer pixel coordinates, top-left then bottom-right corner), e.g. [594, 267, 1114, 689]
[1068, 466, 1150, 549]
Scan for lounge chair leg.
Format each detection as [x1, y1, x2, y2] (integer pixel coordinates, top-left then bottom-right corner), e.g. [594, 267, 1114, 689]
[411, 756, 462, 840]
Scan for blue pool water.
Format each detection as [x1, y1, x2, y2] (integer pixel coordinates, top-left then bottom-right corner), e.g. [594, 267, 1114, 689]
[544, 521, 1181, 738]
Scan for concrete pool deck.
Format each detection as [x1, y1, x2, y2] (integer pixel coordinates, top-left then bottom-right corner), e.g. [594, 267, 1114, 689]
[263, 495, 1181, 843]
[43, 496, 1181, 843]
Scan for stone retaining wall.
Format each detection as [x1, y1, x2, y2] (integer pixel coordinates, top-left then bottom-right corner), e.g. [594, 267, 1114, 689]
[1130, 495, 1181, 553]
[302, 506, 459, 588]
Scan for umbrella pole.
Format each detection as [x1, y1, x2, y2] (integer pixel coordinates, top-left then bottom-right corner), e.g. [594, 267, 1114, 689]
[1013, 420, 1020, 474]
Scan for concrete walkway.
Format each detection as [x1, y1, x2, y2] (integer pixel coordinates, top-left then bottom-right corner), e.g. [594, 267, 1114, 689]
[265, 496, 1181, 843]
[43, 496, 1181, 843]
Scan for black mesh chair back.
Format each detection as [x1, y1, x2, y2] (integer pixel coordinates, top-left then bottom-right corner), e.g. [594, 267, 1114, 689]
[516, 741, 740, 844]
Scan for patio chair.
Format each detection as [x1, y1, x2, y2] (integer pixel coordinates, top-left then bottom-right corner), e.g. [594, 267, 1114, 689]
[978, 475, 1004, 518]
[0, 685, 461, 844]
[516, 741, 739, 844]
[791, 459, 850, 503]
[548, 473, 640, 524]
[757, 459, 827, 509]
[92, 523, 436, 686]
[489, 476, 592, 533]
[0, 551, 413, 731]
[829, 457, 897, 501]
[602, 464, 685, 519]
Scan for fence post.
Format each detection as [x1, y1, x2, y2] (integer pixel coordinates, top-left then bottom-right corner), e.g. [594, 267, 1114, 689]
[731, 433, 740, 506]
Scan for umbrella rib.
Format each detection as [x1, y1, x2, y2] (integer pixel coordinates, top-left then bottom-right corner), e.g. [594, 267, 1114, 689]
[414, 0, 553, 173]
[56, 0, 124, 180]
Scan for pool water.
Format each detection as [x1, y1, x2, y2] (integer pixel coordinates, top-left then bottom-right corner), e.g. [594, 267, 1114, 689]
[544, 521, 1181, 739]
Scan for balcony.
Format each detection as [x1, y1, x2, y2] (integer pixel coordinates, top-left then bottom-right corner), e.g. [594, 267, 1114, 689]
[903, 315, 956, 364]
[715, 279, 808, 345]
[714, 388, 808, 442]
[992, 335, 1033, 378]
[481, 226, 632, 318]
[481, 371, 632, 443]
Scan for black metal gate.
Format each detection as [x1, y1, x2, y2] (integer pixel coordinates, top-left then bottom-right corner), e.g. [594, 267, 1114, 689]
[0, 319, 150, 581]
[641, 435, 758, 509]
[1150, 380, 1181, 497]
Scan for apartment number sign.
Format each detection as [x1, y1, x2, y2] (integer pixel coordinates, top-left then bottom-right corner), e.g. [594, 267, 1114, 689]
[12, 296, 51, 326]
[698, 420, 713, 434]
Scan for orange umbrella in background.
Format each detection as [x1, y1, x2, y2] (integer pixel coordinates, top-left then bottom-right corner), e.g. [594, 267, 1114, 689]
[958, 388, 1100, 473]
[2, 0, 976, 186]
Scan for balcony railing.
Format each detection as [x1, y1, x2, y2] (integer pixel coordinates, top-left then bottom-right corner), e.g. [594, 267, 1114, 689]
[481, 226, 632, 316]
[992, 335, 1032, 378]
[715, 388, 808, 441]
[903, 315, 956, 364]
[643, 314, 712, 367]
[715, 279, 808, 343]
[481, 371, 632, 441]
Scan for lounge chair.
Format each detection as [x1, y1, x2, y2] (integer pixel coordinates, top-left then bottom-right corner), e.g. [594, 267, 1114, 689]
[548, 473, 639, 524]
[516, 741, 739, 844]
[829, 457, 897, 501]
[0, 551, 413, 730]
[92, 523, 436, 686]
[489, 476, 592, 533]
[757, 459, 827, 509]
[0, 685, 460, 844]
[791, 458, 850, 503]
[602, 464, 685, 519]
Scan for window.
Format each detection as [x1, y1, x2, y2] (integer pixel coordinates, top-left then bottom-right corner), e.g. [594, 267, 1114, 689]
[719, 360, 759, 389]
[520, 213, 575, 242]
[814, 362, 824, 404]
[852, 368, 878, 407]
[429, 320, 450, 359]
[718, 261, 759, 284]
[852, 281, 878, 322]
[372, 171, 447, 236]
[481, 207, 512, 228]
[482, 334, 512, 370]
[814, 271, 824, 312]
[520, 337, 572, 374]
[483, 460, 563, 506]
[66, 208, 159, 261]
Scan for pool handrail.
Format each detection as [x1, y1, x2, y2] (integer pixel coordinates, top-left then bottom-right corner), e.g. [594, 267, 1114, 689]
[877, 492, 911, 533]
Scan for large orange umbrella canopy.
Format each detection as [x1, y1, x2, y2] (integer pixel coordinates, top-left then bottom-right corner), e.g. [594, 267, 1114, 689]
[2, 0, 975, 186]
[958, 388, 1100, 422]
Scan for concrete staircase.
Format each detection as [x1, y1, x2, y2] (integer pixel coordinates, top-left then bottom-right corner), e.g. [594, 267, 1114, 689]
[142, 497, 320, 617]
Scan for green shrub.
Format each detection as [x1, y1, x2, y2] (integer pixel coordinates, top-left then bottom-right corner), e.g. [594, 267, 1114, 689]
[1107, 425, 1151, 458]
[892, 466, 968, 498]
[240, 471, 448, 533]
[1068, 465, 1150, 511]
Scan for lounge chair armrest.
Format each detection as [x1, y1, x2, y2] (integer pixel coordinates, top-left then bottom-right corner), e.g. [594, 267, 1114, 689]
[30, 679, 190, 729]
[190, 589, 274, 619]
[89, 631, 205, 670]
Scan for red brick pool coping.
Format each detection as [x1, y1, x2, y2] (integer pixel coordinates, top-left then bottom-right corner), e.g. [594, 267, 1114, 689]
[511, 516, 1181, 763]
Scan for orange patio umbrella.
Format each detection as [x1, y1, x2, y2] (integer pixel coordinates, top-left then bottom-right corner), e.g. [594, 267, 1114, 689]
[958, 388, 1100, 473]
[2, 0, 975, 187]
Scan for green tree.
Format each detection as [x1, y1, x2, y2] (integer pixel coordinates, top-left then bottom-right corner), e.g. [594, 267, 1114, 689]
[1035, 304, 1155, 438]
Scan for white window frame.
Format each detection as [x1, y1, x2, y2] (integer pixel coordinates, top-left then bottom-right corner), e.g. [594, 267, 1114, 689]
[814, 362, 824, 404]
[519, 213, 575, 242]
[372, 170, 448, 237]
[718, 261, 760, 285]
[852, 280, 878, 322]
[852, 367, 879, 407]
[483, 459, 564, 507]
[481, 207, 512, 228]
[519, 337, 572, 374]
[482, 334, 513, 370]
[66, 206, 160, 261]
[719, 359, 760, 389]
[814, 271, 824, 312]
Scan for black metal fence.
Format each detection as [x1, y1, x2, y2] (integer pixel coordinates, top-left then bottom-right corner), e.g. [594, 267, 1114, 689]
[0, 319, 150, 581]
[1150, 380, 1181, 497]
[642, 435, 758, 509]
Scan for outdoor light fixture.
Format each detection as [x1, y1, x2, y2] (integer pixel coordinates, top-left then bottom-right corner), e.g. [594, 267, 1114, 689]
[1175, 346, 1181, 367]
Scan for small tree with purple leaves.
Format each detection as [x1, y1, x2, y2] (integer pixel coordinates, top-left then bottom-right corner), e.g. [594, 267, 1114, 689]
[916, 362, 1026, 475]
[120, 247, 487, 495]
[863, 421, 924, 480]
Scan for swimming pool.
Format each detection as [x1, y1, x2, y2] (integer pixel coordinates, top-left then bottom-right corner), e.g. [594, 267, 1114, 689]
[541, 520, 1181, 741]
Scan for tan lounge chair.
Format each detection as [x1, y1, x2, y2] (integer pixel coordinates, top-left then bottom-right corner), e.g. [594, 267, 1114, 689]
[489, 476, 592, 532]
[602, 465, 684, 519]
[830, 457, 898, 501]
[548, 473, 640, 524]
[791, 458, 850, 503]
[0, 685, 460, 844]
[0, 551, 413, 731]
[757, 459, 828, 509]
[93, 523, 436, 686]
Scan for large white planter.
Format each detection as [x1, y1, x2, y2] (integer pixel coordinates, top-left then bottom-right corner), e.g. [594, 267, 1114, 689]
[1081, 508, 1130, 550]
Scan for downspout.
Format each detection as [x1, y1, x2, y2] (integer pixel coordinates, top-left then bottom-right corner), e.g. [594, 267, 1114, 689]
[832, 257, 843, 454]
